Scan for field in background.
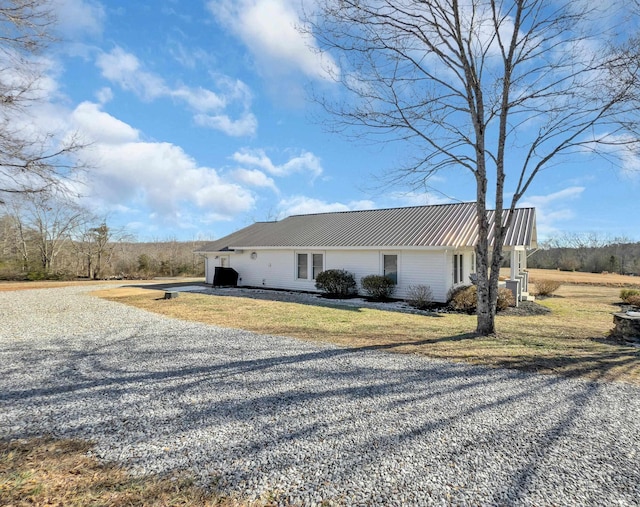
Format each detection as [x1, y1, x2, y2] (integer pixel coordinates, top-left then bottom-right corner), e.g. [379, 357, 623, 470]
[503, 268, 640, 288]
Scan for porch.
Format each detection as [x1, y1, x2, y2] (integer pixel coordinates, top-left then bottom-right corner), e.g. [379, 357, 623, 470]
[506, 247, 535, 305]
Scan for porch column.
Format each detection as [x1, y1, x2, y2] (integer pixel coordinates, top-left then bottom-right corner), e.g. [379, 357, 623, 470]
[510, 249, 519, 280]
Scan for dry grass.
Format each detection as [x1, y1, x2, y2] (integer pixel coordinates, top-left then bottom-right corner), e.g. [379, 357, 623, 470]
[95, 283, 640, 385]
[0, 437, 263, 507]
[502, 268, 640, 288]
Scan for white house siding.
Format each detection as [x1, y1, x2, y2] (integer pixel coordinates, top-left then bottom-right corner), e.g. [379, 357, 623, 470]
[324, 250, 380, 292]
[206, 248, 452, 303]
[398, 251, 448, 302]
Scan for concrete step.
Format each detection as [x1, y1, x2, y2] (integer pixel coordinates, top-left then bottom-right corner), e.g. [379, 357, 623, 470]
[520, 292, 536, 302]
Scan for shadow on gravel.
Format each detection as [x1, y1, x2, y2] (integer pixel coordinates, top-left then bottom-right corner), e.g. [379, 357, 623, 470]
[2, 326, 639, 506]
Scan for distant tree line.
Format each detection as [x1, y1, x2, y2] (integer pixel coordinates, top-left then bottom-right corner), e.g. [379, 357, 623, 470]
[528, 233, 640, 275]
[0, 194, 206, 281]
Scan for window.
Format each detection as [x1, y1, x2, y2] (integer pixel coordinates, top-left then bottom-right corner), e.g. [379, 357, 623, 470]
[297, 253, 308, 279]
[312, 253, 323, 279]
[383, 254, 398, 284]
[453, 254, 464, 284]
[297, 252, 324, 280]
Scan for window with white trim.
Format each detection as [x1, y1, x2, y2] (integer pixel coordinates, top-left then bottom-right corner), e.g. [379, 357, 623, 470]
[383, 254, 398, 284]
[453, 254, 464, 284]
[297, 253, 308, 279]
[312, 253, 324, 279]
[296, 252, 324, 280]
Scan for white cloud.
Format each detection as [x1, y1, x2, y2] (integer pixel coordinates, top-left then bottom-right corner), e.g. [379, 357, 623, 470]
[520, 186, 585, 237]
[233, 168, 278, 192]
[71, 101, 139, 144]
[232, 148, 323, 178]
[207, 0, 338, 80]
[69, 103, 256, 223]
[386, 191, 451, 207]
[278, 196, 375, 216]
[95, 47, 257, 136]
[521, 187, 585, 208]
[95, 87, 113, 104]
[96, 48, 168, 100]
[51, 0, 105, 37]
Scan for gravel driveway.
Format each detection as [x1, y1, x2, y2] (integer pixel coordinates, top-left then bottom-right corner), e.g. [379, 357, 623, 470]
[1, 286, 639, 506]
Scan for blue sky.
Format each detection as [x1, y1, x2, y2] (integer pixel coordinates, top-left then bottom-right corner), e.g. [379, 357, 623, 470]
[27, 0, 640, 241]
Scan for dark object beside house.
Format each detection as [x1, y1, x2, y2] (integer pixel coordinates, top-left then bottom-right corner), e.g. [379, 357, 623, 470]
[213, 267, 239, 287]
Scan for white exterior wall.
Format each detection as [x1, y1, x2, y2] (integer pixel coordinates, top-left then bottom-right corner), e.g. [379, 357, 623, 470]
[399, 250, 448, 302]
[444, 248, 477, 295]
[206, 248, 455, 303]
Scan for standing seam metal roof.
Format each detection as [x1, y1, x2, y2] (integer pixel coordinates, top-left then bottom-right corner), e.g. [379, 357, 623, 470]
[196, 202, 537, 252]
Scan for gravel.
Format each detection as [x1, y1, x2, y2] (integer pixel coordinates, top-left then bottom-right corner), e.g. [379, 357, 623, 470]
[1, 285, 639, 506]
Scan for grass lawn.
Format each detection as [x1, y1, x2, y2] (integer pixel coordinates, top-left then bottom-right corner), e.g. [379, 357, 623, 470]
[94, 282, 640, 386]
[0, 437, 257, 507]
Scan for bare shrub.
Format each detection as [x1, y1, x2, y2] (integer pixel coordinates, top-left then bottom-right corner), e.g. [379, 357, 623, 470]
[533, 279, 562, 297]
[449, 285, 477, 313]
[627, 295, 640, 308]
[450, 285, 515, 313]
[406, 284, 433, 310]
[497, 288, 516, 310]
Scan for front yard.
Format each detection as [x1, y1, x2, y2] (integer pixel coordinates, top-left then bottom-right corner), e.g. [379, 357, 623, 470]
[95, 283, 640, 385]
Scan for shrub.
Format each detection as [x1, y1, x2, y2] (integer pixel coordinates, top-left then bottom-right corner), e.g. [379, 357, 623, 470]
[361, 274, 396, 300]
[449, 284, 515, 313]
[449, 285, 477, 313]
[533, 279, 562, 297]
[447, 284, 472, 303]
[314, 269, 357, 297]
[497, 288, 516, 310]
[620, 289, 640, 303]
[406, 284, 434, 310]
[627, 295, 640, 308]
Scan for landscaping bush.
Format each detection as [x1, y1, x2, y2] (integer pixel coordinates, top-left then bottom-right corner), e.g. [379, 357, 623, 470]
[497, 287, 516, 310]
[620, 289, 640, 303]
[406, 284, 434, 310]
[449, 285, 476, 313]
[627, 295, 640, 308]
[449, 284, 515, 313]
[361, 274, 396, 300]
[532, 279, 562, 297]
[314, 269, 357, 297]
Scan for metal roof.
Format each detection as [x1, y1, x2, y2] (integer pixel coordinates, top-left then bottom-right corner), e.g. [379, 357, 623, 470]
[196, 202, 537, 252]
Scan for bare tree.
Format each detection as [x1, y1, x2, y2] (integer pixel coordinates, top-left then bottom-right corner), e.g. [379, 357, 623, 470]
[305, 0, 640, 334]
[0, 0, 85, 202]
[73, 220, 132, 279]
[7, 192, 85, 273]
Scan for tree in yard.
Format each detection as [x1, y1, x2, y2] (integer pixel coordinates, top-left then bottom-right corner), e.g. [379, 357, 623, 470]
[5, 192, 85, 273]
[0, 0, 85, 202]
[305, 0, 640, 335]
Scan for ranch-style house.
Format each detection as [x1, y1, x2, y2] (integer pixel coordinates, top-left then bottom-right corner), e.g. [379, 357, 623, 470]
[196, 202, 537, 303]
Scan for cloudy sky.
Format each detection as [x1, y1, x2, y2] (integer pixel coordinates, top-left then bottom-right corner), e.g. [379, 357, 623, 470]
[21, 0, 640, 241]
